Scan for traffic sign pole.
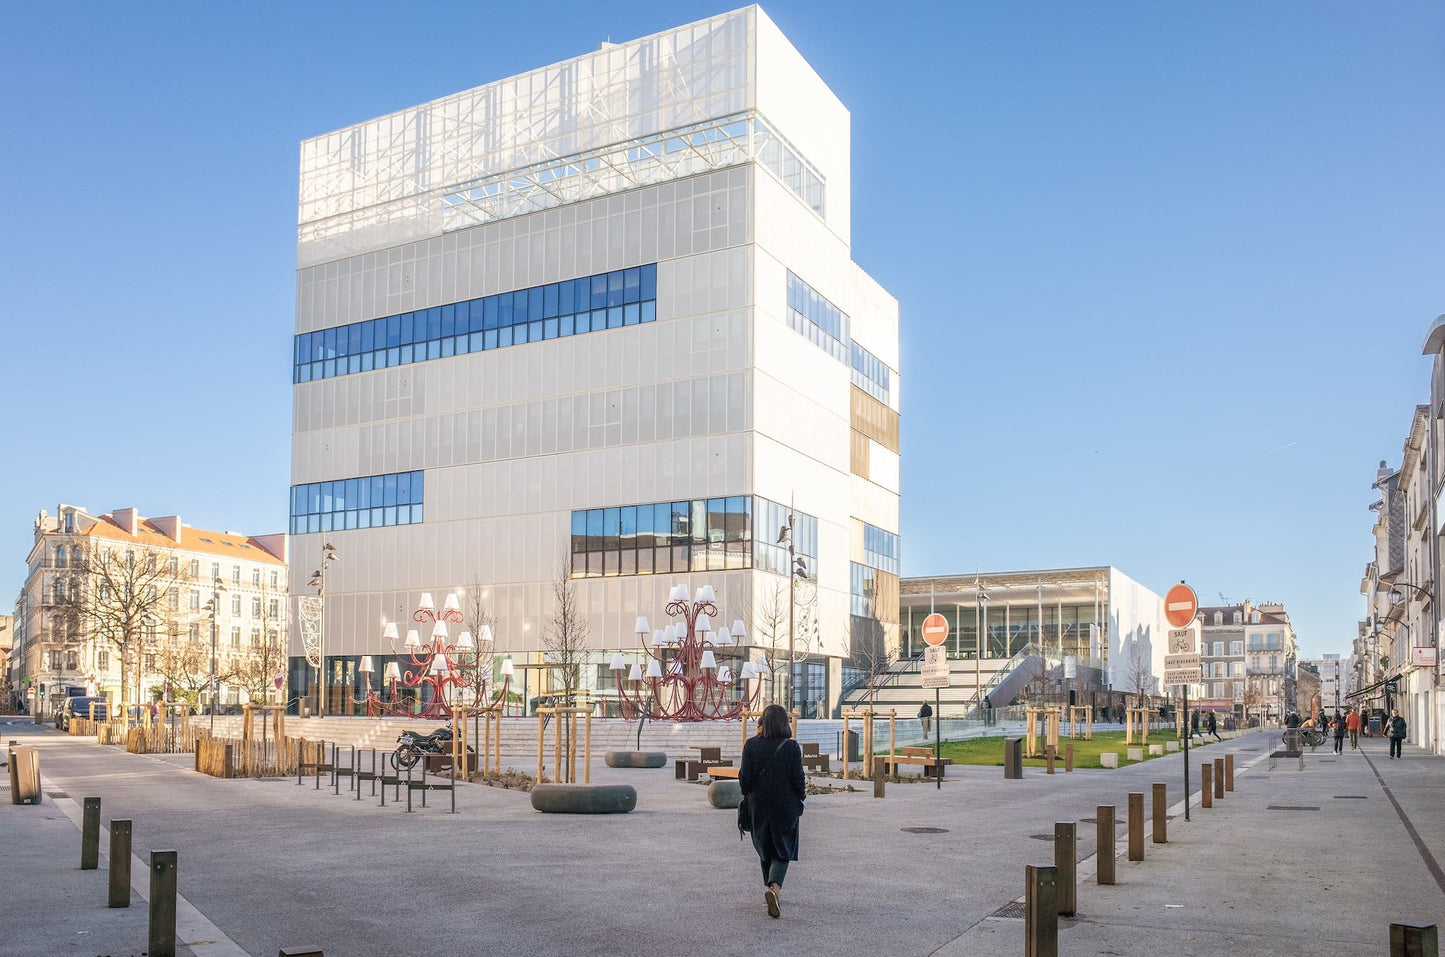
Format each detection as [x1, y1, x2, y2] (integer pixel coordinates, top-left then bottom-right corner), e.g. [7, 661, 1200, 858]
[1165, 582, 1199, 822]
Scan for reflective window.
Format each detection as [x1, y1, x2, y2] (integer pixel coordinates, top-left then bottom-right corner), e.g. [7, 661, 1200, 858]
[294, 264, 657, 383]
[289, 470, 424, 533]
[786, 272, 849, 363]
[570, 495, 778, 578]
[850, 343, 892, 405]
[861, 523, 900, 575]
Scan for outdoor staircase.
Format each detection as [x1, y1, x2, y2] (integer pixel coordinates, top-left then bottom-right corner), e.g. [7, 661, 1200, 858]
[841, 645, 1045, 719]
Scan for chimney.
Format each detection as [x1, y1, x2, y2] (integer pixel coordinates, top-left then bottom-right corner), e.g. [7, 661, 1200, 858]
[112, 507, 139, 536]
[1377, 459, 1392, 482]
[153, 516, 183, 543]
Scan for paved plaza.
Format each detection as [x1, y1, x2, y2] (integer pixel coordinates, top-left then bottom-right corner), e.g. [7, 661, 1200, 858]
[3, 719, 1443, 956]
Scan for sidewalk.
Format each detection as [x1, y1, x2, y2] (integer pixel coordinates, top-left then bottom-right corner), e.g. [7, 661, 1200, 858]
[3, 720, 1442, 956]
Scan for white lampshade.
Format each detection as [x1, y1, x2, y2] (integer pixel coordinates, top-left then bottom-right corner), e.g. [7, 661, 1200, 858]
[404, 630, 421, 650]
[668, 661, 683, 676]
[668, 583, 689, 603]
[359, 656, 375, 673]
[714, 626, 732, 646]
[383, 662, 400, 682]
[431, 621, 448, 641]
[652, 629, 669, 647]
[718, 665, 732, 683]
[740, 662, 757, 680]
[610, 652, 626, 671]
[753, 656, 771, 675]
[695, 613, 712, 633]
[634, 616, 650, 636]
[700, 650, 717, 670]
[500, 659, 514, 677]
[696, 585, 716, 604]
[731, 619, 745, 641]
[628, 663, 644, 681]
[455, 630, 475, 652]
[645, 659, 662, 679]
[430, 653, 450, 675]
[442, 593, 461, 614]
[418, 593, 435, 612]
[382, 622, 399, 641]
[477, 624, 494, 649]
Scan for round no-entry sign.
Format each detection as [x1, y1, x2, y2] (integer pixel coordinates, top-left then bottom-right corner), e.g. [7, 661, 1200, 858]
[921, 613, 949, 646]
[1164, 583, 1199, 629]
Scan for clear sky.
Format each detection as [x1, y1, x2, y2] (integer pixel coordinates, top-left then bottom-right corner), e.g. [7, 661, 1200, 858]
[2, 2, 1440, 659]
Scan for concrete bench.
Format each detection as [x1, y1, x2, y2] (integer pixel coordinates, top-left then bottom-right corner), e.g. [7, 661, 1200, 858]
[605, 751, 667, 769]
[1100, 752, 1119, 769]
[708, 779, 742, 809]
[531, 783, 637, 814]
[1148, 744, 1163, 756]
[1165, 740, 1179, 752]
[1126, 748, 1143, 761]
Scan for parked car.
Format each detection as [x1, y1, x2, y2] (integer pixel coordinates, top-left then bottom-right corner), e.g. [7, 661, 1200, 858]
[57, 696, 108, 730]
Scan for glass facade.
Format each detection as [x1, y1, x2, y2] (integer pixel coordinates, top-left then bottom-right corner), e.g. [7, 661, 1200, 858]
[753, 497, 818, 576]
[850, 342, 892, 405]
[850, 563, 877, 617]
[786, 272, 849, 363]
[289, 470, 424, 534]
[294, 265, 656, 383]
[861, 523, 900, 575]
[569, 495, 817, 579]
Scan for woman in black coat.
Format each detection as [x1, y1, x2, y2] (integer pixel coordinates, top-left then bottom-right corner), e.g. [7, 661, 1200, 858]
[739, 703, 806, 918]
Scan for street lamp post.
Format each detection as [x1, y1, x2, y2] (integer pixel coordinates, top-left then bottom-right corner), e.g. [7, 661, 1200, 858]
[976, 583, 988, 718]
[207, 579, 227, 735]
[307, 543, 338, 717]
[774, 501, 808, 712]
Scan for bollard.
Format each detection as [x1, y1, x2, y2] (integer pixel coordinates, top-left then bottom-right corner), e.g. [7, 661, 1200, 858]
[1065, 742, 1074, 773]
[1213, 758, 1224, 799]
[1024, 864, 1059, 957]
[873, 757, 886, 798]
[108, 820, 132, 908]
[1225, 753, 1235, 791]
[1045, 745, 1055, 774]
[149, 850, 178, 957]
[1152, 783, 1167, 843]
[1004, 737, 1024, 779]
[1127, 792, 1144, 861]
[1054, 822, 1076, 916]
[1201, 763, 1213, 808]
[1390, 920, 1439, 957]
[1096, 805, 1116, 885]
[81, 797, 101, 869]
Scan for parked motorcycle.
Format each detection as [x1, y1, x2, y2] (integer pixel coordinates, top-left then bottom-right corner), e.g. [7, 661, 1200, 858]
[391, 726, 473, 770]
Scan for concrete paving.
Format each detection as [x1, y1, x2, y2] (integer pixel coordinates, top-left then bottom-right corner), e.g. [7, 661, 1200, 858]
[2, 718, 1442, 956]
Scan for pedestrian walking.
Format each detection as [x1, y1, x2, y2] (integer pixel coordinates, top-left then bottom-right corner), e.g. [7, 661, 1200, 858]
[738, 703, 807, 919]
[1386, 709, 1407, 759]
[1345, 708, 1361, 750]
[1207, 711, 1221, 741]
[1190, 709, 1201, 739]
[918, 700, 933, 736]
[1332, 713, 1346, 754]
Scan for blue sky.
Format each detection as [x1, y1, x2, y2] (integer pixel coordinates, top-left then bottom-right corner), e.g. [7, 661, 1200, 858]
[2, 2, 1440, 659]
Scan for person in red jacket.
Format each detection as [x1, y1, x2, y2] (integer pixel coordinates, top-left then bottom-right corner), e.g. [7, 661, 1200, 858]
[1345, 708, 1362, 750]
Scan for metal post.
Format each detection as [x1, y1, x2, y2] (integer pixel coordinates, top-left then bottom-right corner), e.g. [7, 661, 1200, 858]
[1127, 792, 1144, 861]
[1024, 864, 1059, 957]
[108, 820, 132, 908]
[149, 850, 178, 957]
[1182, 684, 1191, 822]
[1053, 822, 1076, 916]
[81, 797, 100, 869]
[1096, 805, 1116, 885]
[1152, 783, 1167, 843]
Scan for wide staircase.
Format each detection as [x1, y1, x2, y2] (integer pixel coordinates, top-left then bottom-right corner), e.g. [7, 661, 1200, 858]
[841, 644, 1044, 719]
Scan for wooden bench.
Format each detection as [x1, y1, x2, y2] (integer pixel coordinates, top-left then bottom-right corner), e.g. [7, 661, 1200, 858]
[703, 765, 739, 780]
[886, 746, 951, 778]
[676, 758, 732, 781]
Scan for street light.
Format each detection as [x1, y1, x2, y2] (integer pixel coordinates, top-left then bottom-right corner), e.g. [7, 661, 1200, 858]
[205, 578, 227, 735]
[775, 504, 809, 711]
[976, 581, 989, 718]
[1388, 582, 1433, 605]
[306, 542, 338, 717]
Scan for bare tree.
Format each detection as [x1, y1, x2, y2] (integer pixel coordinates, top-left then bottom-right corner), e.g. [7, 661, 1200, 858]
[746, 579, 816, 706]
[456, 580, 500, 709]
[542, 556, 590, 708]
[151, 621, 210, 708]
[71, 545, 183, 708]
[1124, 641, 1158, 707]
[847, 618, 893, 708]
[223, 623, 287, 705]
[1016, 654, 1051, 704]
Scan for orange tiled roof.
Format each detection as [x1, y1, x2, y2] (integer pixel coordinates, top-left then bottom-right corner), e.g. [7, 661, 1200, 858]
[80, 515, 284, 564]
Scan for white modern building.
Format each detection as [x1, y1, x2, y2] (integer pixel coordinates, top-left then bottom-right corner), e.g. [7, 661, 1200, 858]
[289, 7, 899, 717]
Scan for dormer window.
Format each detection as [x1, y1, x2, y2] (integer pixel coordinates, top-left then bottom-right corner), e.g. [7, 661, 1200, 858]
[1213, 611, 1222, 625]
[1233, 611, 1242, 624]
[1250, 611, 1261, 624]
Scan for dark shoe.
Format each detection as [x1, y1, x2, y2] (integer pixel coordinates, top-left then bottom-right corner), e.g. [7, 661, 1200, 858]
[766, 885, 781, 918]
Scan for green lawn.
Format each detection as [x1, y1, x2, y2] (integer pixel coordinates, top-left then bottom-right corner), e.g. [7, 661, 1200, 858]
[902, 730, 1228, 770]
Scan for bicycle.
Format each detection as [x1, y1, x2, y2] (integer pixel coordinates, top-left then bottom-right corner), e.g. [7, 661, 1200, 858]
[1281, 727, 1325, 750]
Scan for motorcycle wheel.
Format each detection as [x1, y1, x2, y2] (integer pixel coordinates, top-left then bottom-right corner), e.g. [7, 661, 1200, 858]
[394, 746, 419, 770]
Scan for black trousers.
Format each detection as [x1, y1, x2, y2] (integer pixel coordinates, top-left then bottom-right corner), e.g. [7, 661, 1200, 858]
[1389, 736, 1403, 758]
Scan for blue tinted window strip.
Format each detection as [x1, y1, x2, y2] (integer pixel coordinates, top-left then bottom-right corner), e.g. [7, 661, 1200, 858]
[289, 469, 425, 533]
[786, 271, 849, 364]
[294, 264, 657, 383]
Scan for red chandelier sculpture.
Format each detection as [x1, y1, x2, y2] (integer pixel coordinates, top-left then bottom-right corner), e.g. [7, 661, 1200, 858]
[609, 583, 762, 722]
[362, 592, 513, 720]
